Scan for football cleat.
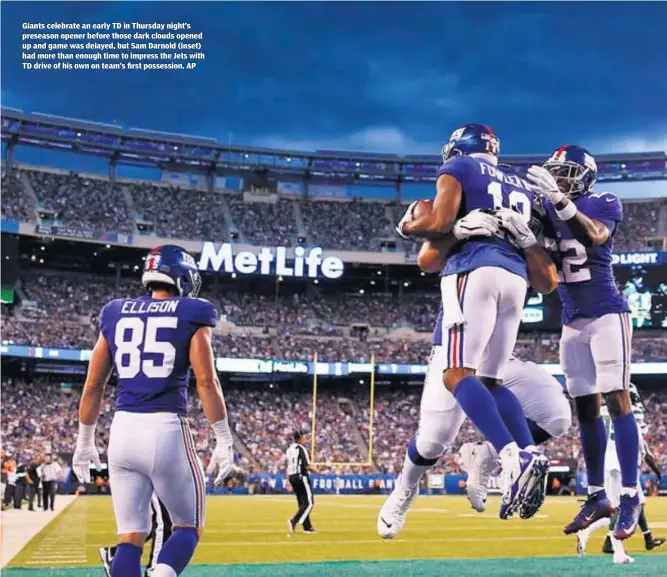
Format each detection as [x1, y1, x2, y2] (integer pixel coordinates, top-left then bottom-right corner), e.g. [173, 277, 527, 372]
[459, 442, 497, 513]
[99, 547, 113, 577]
[645, 535, 665, 551]
[498, 446, 545, 520]
[518, 451, 549, 520]
[613, 553, 634, 565]
[287, 519, 295, 536]
[613, 493, 640, 540]
[563, 490, 614, 535]
[303, 528, 319, 534]
[602, 534, 614, 554]
[377, 483, 418, 539]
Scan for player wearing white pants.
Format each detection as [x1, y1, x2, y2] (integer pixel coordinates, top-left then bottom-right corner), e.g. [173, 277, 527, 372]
[378, 351, 572, 538]
[437, 267, 527, 380]
[108, 412, 207, 534]
[504, 358, 572, 440]
[560, 312, 633, 398]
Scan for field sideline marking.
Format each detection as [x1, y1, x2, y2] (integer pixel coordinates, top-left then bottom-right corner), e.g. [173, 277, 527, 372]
[80, 523, 568, 538]
[177, 534, 572, 547]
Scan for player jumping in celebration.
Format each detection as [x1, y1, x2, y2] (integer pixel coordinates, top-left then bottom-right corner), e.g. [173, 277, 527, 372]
[576, 384, 665, 563]
[526, 145, 640, 539]
[73, 245, 237, 577]
[396, 124, 552, 519]
[379, 211, 567, 537]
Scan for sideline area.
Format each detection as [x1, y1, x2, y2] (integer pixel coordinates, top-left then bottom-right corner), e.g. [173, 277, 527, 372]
[1, 496, 78, 568]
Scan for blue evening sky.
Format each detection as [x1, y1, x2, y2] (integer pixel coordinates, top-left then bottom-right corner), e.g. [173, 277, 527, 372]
[1, 1, 666, 158]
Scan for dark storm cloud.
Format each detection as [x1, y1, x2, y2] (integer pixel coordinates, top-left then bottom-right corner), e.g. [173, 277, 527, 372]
[2, 2, 665, 155]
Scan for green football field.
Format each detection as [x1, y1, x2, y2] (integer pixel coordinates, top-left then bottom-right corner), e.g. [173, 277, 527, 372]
[5, 495, 667, 576]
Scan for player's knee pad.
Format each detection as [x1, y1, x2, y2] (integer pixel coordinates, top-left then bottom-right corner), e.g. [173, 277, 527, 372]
[414, 436, 447, 461]
[543, 415, 572, 439]
[416, 410, 463, 457]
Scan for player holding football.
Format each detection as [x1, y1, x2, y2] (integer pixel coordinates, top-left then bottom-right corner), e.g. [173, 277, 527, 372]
[379, 210, 569, 538]
[396, 124, 555, 519]
[73, 245, 237, 577]
[576, 384, 665, 563]
[527, 146, 641, 539]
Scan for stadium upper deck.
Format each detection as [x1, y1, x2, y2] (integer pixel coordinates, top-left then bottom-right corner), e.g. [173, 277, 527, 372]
[2, 108, 667, 255]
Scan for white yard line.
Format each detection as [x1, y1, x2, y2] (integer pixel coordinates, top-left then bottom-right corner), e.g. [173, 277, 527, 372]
[0, 495, 78, 568]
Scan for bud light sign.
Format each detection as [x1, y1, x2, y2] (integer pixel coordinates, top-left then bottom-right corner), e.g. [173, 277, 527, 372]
[611, 251, 663, 267]
[198, 242, 344, 279]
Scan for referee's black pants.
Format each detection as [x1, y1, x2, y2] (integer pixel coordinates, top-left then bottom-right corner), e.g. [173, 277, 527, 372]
[42, 481, 55, 511]
[14, 482, 25, 509]
[289, 474, 314, 530]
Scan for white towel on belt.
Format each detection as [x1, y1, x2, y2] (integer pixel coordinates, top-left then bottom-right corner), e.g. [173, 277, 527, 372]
[440, 274, 465, 330]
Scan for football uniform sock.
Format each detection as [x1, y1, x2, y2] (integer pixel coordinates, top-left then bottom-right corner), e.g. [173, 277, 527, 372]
[110, 543, 142, 577]
[153, 527, 198, 576]
[399, 436, 439, 489]
[588, 517, 610, 534]
[609, 532, 626, 556]
[638, 507, 649, 533]
[453, 376, 514, 453]
[490, 387, 535, 449]
[612, 413, 639, 487]
[579, 417, 607, 487]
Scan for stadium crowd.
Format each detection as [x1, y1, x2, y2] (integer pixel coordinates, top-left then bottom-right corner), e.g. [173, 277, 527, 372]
[3, 165, 665, 252]
[4, 270, 667, 363]
[2, 378, 666, 480]
[1, 167, 34, 222]
[132, 182, 229, 242]
[26, 169, 133, 235]
[300, 199, 395, 251]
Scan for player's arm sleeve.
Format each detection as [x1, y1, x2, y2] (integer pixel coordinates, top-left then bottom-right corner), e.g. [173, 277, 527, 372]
[592, 195, 623, 237]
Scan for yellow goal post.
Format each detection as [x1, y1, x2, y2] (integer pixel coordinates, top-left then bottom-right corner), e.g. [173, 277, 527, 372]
[309, 352, 377, 470]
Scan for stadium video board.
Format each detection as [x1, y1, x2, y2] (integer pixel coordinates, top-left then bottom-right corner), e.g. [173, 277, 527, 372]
[523, 262, 667, 330]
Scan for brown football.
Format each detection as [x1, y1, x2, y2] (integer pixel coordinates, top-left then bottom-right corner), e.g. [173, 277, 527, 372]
[413, 199, 433, 218]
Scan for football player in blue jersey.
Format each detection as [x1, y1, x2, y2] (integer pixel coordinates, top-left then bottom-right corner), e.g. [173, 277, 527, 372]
[526, 145, 640, 539]
[72, 245, 237, 577]
[396, 123, 556, 519]
[379, 212, 568, 537]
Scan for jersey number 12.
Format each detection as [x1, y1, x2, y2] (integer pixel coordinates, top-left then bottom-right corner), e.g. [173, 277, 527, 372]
[114, 317, 177, 379]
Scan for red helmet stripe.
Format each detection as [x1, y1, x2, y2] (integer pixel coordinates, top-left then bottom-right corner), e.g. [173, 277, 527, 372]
[555, 144, 569, 158]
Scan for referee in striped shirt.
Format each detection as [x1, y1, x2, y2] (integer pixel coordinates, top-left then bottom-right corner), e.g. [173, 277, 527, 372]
[286, 430, 319, 534]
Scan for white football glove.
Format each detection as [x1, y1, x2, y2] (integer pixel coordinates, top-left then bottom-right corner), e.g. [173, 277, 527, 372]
[72, 441, 102, 484]
[206, 441, 236, 486]
[395, 201, 419, 239]
[495, 208, 537, 250]
[453, 209, 500, 241]
[526, 165, 565, 205]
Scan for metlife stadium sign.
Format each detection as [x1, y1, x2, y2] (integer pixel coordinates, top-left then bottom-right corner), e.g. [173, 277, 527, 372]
[198, 242, 345, 279]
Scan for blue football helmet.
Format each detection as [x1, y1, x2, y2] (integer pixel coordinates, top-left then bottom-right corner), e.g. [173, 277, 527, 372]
[441, 123, 500, 162]
[142, 244, 202, 298]
[543, 144, 597, 198]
